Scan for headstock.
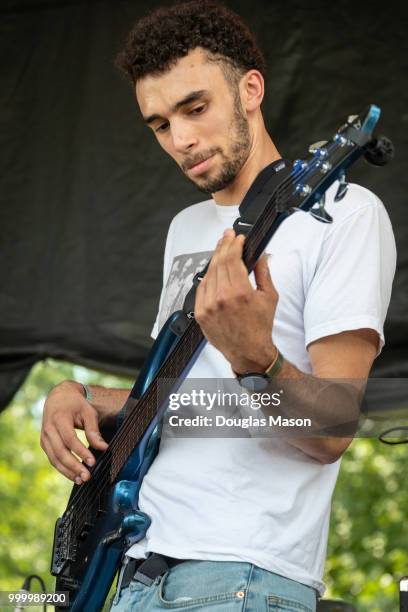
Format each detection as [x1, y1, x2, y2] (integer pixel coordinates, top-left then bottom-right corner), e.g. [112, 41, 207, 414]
[282, 105, 394, 223]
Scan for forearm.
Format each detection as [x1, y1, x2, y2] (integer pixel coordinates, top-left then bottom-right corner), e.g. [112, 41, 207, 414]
[262, 357, 360, 464]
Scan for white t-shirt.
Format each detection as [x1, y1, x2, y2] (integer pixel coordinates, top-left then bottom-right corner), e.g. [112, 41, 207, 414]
[128, 180, 396, 595]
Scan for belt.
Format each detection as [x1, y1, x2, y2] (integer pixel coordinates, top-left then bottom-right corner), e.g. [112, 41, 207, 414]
[118, 553, 187, 591]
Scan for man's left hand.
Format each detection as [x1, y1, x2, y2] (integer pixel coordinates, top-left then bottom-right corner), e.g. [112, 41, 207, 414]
[195, 228, 277, 375]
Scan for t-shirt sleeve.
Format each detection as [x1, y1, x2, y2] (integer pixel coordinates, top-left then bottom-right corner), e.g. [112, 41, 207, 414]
[303, 192, 396, 354]
[150, 216, 177, 340]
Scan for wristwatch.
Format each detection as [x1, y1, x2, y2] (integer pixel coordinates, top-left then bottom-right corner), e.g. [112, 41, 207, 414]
[235, 349, 284, 392]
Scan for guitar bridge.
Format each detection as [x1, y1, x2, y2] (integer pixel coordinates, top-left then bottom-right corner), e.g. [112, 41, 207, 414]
[51, 516, 79, 575]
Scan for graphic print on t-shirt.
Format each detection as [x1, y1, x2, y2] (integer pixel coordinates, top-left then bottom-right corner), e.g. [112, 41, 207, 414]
[158, 251, 212, 331]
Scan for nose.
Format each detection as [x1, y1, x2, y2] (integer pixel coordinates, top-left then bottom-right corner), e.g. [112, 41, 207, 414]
[170, 118, 198, 153]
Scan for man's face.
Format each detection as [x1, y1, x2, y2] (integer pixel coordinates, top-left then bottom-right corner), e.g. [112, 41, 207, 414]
[136, 48, 251, 194]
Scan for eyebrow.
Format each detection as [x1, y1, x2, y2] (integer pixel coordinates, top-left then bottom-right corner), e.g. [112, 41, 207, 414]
[143, 90, 210, 125]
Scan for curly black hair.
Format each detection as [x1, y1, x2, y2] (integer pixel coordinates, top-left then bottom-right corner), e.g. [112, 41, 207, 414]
[115, 0, 266, 86]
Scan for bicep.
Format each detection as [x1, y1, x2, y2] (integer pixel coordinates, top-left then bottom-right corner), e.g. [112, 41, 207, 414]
[302, 328, 378, 461]
[307, 328, 379, 379]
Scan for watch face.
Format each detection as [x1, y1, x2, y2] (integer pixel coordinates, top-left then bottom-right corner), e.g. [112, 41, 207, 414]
[238, 373, 269, 392]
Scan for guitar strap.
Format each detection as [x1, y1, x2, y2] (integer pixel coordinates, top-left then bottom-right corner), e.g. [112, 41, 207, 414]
[236, 157, 290, 226]
[170, 158, 292, 336]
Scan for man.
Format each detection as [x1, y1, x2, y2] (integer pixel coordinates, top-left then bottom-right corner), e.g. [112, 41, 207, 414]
[41, 1, 396, 610]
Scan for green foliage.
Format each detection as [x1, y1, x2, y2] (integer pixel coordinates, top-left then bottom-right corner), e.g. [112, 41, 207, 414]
[325, 439, 407, 610]
[0, 359, 131, 595]
[0, 359, 406, 611]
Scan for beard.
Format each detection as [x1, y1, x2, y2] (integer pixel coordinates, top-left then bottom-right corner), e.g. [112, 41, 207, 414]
[182, 96, 251, 194]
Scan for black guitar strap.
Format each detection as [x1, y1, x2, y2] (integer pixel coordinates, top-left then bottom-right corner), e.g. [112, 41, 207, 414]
[170, 158, 291, 336]
[237, 157, 291, 227]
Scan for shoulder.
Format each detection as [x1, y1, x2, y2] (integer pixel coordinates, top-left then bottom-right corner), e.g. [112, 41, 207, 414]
[268, 181, 392, 255]
[320, 181, 396, 253]
[325, 181, 386, 223]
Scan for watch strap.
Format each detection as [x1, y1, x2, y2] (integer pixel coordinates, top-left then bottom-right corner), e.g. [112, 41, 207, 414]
[265, 349, 284, 378]
[234, 348, 284, 386]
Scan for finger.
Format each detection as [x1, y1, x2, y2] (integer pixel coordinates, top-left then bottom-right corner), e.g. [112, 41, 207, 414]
[203, 236, 224, 301]
[41, 436, 78, 482]
[207, 229, 236, 294]
[195, 272, 206, 314]
[211, 229, 235, 266]
[223, 233, 251, 288]
[215, 230, 237, 289]
[43, 428, 91, 481]
[52, 456, 81, 484]
[82, 408, 109, 451]
[218, 228, 236, 255]
[253, 254, 275, 293]
[200, 229, 236, 309]
[59, 425, 97, 467]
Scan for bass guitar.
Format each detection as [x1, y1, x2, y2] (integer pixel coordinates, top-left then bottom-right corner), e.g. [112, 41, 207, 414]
[51, 105, 393, 611]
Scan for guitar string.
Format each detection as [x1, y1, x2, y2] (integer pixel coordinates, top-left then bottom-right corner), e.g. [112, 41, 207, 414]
[65, 151, 357, 543]
[61, 140, 349, 540]
[104, 138, 351, 480]
[61, 139, 348, 538]
[61, 160, 301, 524]
[56, 307, 198, 542]
[61, 138, 351, 537]
[62, 152, 319, 521]
[64, 323, 203, 538]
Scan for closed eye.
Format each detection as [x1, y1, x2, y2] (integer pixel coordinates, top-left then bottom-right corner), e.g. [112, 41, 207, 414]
[155, 122, 169, 133]
[190, 105, 206, 115]
[154, 104, 206, 133]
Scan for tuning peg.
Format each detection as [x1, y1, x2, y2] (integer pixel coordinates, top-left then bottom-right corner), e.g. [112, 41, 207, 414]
[364, 136, 395, 166]
[309, 194, 333, 224]
[309, 140, 328, 154]
[334, 171, 349, 201]
[334, 133, 349, 147]
[319, 161, 332, 174]
[347, 114, 361, 127]
[293, 159, 308, 173]
[295, 183, 312, 197]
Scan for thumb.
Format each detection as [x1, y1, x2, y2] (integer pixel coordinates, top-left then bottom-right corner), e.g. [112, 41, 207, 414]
[83, 408, 109, 450]
[254, 254, 274, 293]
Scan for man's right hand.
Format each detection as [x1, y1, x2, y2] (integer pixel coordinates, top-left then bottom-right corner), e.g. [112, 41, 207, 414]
[41, 380, 110, 485]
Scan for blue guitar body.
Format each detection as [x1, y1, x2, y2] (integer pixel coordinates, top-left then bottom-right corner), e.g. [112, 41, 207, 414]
[51, 105, 391, 611]
[53, 313, 205, 611]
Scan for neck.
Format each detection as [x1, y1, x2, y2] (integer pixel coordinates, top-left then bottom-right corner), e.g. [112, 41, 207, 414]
[212, 128, 282, 206]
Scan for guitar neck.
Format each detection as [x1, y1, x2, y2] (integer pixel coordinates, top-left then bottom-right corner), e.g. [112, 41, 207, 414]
[62, 106, 384, 530]
[109, 319, 205, 480]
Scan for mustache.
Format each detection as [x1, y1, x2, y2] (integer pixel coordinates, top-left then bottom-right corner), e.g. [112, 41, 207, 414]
[181, 147, 221, 172]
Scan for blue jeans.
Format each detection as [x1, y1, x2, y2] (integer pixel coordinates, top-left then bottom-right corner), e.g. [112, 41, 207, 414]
[110, 559, 317, 611]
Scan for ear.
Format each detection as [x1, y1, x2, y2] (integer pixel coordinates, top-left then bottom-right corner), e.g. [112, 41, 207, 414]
[240, 70, 264, 113]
